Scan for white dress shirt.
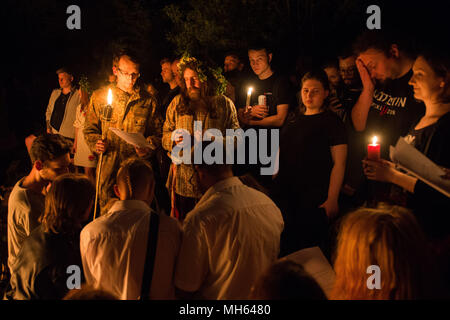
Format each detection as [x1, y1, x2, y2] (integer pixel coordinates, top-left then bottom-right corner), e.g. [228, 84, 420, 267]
[80, 200, 182, 300]
[174, 177, 284, 299]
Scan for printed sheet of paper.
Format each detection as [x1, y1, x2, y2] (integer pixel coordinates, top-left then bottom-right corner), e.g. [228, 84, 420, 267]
[284, 246, 335, 298]
[109, 128, 152, 149]
[390, 137, 450, 198]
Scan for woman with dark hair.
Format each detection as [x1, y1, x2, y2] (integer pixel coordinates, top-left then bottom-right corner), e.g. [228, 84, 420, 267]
[6, 173, 95, 300]
[273, 69, 347, 256]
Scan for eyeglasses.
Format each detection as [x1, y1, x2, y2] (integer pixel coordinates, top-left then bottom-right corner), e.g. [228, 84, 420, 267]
[117, 67, 140, 80]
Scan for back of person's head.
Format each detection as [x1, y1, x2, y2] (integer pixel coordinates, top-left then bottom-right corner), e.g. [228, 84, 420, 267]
[63, 285, 118, 300]
[30, 134, 72, 165]
[238, 174, 269, 196]
[115, 158, 154, 200]
[331, 204, 434, 300]
[192, 138, 232, 173]
[417, 43, 450, 103]
[250, 259, 327, 300]
[40, 173, 95, 234]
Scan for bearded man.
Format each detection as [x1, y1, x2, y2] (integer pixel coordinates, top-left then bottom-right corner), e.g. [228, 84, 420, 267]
[162, 56, 240, 221]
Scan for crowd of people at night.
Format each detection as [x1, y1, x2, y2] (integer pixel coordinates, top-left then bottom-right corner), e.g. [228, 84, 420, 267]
[1, 28, 449, 300]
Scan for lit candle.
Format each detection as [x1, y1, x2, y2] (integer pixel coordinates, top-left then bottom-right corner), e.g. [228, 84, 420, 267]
[102, 88, 113, 139]
[107, 88, 112, 105]
[246, 87, 253, 107]
[367, 136, 380, 161]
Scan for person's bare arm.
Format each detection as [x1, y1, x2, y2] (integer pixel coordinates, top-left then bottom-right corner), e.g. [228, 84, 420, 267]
[363, 159, 417, 193]
[351, 59, 375, 132]
[250, 104, 289, 128]
[320, 144, 347, 218]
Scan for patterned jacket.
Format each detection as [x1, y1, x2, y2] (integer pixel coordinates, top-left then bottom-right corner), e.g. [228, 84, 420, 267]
[162, 94, 240, 198]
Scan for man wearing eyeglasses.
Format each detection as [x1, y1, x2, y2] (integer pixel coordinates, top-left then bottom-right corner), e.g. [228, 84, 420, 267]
[84, 48, 163, 215]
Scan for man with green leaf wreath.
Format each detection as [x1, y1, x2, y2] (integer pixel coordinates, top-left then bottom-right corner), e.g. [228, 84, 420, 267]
[162, 54, 240, 221]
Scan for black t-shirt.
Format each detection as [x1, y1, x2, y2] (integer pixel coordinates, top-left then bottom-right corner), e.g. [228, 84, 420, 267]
[238, 72, 293, 128]
[275, 110, 347, 207]
[403, 112, 450, 238]
[161, 86, 180, 120]
[50, 91, 71, 132]
[365, 69, 425, 158]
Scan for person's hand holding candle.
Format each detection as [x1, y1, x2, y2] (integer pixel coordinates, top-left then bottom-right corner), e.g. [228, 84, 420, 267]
[362, 158, 396, 183]
[249, 105, 269, 119]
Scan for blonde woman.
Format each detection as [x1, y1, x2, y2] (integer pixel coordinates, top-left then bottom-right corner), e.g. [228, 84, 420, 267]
[331, 205, 438, 299]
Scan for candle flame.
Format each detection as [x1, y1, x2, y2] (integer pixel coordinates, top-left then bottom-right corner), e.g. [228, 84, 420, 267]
[247, 87, 253, 95]
[372, 136, 378, 145]
[107, 88, 113, 105]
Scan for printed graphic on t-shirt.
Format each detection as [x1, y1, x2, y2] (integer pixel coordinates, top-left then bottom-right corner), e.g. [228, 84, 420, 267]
[371, 89, 407, 117]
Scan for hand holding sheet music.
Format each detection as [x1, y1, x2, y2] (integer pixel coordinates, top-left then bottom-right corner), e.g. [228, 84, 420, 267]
[390, 137, 450, 198]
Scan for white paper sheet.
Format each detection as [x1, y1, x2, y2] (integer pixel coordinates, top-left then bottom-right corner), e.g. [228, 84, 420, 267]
[390, 137, 450, 198]
[283, 246, 335, 298]
[109, 127, 152, 149]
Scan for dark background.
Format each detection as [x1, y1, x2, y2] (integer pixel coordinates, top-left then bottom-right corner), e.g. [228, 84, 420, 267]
[0, 0, 448, 186]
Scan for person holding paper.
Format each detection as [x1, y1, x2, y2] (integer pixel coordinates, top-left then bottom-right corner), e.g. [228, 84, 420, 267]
[162, 55, 239, 221]
[84, 49, 163, 215]
[363, 46, 450, 241]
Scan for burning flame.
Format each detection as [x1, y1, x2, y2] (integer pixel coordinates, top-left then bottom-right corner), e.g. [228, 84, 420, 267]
[247, 87, 253, 95]
[107, 88, 113, 105]
[372, 136, 378, 145]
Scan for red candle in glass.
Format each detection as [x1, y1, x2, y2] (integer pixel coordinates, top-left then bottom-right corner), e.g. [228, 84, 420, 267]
[367, 136, 380, 160]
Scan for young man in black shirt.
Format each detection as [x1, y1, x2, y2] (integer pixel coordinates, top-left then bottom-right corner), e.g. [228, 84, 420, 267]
[235, 45, 293, 187]
[238, 45, 291, 129]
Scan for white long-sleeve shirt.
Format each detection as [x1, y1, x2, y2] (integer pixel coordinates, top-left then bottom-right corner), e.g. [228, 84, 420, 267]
[80, 200, 182, 299]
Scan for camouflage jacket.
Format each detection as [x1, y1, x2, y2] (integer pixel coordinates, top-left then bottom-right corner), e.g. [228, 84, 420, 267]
[84, 84, 162, 158]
